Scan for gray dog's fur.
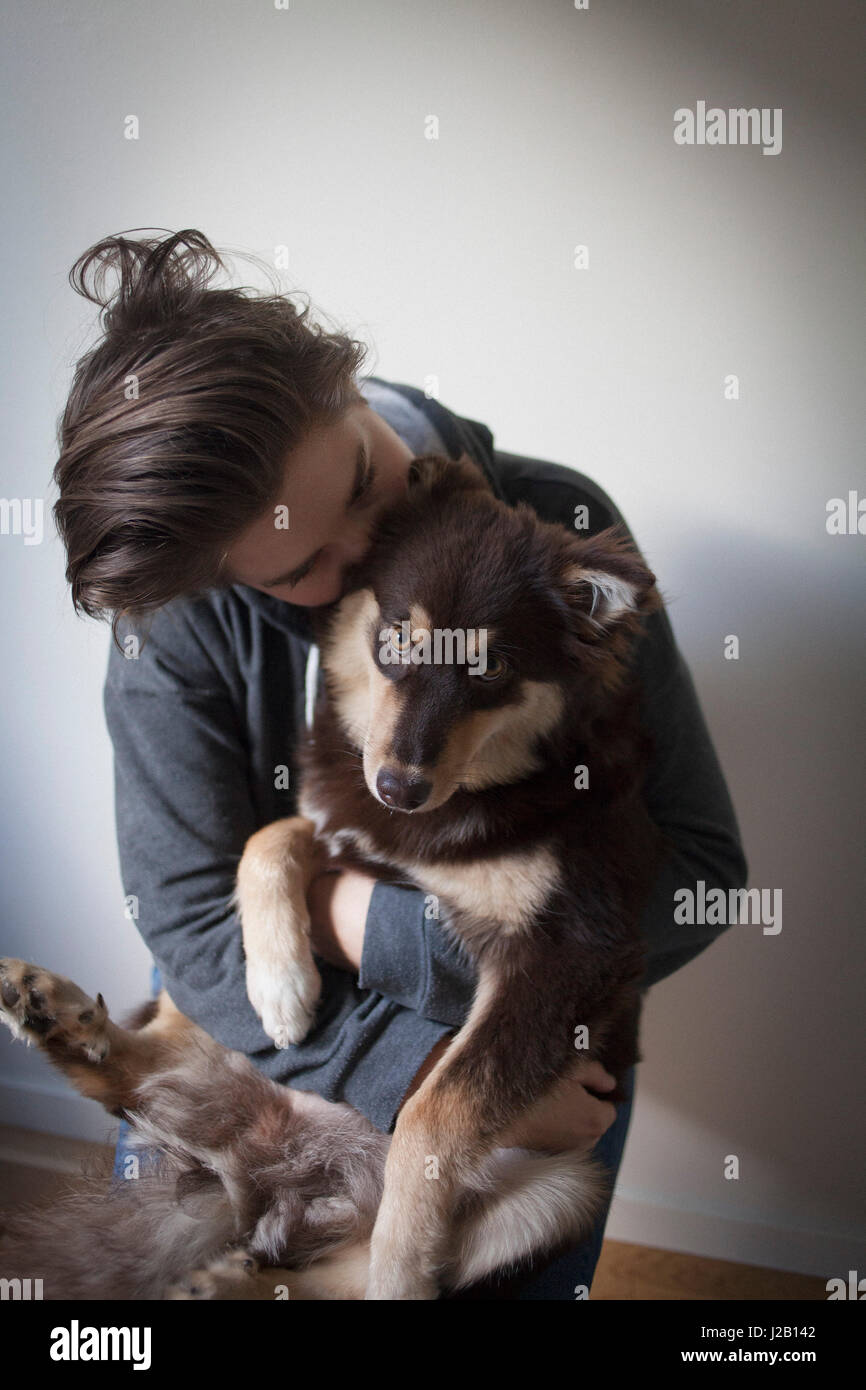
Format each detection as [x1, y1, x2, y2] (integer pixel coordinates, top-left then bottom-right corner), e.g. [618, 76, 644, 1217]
[0, 960, 605, 1299]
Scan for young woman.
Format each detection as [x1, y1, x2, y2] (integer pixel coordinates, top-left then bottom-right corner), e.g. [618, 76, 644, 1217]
[51, 228, 748, 1299]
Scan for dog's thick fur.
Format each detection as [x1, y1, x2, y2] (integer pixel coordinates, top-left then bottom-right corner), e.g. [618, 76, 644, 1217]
[1, 452, 667, 1300]
[0, 965, 607, 1298]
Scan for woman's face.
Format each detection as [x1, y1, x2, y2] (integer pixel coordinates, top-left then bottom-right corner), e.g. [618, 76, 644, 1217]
[223, 401, 413, 607]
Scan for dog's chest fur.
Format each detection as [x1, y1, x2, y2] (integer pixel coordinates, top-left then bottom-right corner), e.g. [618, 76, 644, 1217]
[297, 776, 561, 941]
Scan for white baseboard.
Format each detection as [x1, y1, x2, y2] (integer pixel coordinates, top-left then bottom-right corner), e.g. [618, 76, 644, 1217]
[0, 1076, 119, 1146]
[607, 1188, 865, 1283]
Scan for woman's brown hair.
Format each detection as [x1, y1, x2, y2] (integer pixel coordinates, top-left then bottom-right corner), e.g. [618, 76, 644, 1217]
[52, 228, 369, 650]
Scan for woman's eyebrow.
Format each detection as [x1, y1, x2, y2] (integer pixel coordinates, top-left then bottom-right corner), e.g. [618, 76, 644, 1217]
[258, 439, 369, 588]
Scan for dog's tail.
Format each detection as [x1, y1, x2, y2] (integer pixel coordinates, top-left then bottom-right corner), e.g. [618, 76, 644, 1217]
[0, 1153, 238, 1300]
[443, 1148, 610, 1292]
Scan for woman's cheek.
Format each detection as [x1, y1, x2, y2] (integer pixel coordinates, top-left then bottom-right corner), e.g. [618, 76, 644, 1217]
[300, 573, 344, 607]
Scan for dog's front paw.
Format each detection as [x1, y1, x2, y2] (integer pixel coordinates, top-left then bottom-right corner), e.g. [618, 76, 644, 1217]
[246, 952, 322, 1048]
[0, 958, 110, 1061]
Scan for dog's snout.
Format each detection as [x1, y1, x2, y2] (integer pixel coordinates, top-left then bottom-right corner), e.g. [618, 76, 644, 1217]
[376, 768, 431, 811]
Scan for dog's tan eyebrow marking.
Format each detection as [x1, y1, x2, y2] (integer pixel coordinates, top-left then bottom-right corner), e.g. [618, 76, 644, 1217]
[405, 604, 497, 661]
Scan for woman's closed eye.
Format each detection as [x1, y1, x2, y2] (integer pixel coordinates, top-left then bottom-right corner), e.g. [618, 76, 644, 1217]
[350, 458, 379, 508]
[284, 553, 319, 588]
[279, 460, 379, 590]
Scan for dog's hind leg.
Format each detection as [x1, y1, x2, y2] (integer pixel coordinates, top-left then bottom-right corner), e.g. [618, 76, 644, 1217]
[0, 956, 209, 1118]
[365, 947, 613, 1299]
[0, 959, 387, 1299]
[0, 958, 292, 1230]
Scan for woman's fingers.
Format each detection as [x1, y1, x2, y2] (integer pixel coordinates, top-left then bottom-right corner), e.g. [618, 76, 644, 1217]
[570, 1057, 618, 1092]
[582, 1092, 618, 1139]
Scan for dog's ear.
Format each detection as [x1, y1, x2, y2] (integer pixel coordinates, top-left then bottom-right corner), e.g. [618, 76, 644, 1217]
[557, 524, 659, 633]
[562, 565, 641, 626]
[406, 454, 439, 489]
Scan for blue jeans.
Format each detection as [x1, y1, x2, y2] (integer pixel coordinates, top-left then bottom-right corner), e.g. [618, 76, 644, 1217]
[112, 966, 634, 1298]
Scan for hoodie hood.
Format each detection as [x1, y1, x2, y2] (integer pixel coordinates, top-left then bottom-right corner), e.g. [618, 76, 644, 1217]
[230, 376, 507, 643]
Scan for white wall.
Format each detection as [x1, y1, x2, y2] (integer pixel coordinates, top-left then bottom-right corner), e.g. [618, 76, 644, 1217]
[0, 0, 862, 1280]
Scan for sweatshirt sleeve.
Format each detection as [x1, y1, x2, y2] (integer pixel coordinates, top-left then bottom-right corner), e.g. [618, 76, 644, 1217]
[629, 596, 749, 989]
[355, 477, 749, 1011]
[358, 881, 478, 1029]
[102, 599, 452, 1134]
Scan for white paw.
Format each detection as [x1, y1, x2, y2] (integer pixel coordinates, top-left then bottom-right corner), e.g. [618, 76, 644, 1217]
[246, 953, 322, 1048]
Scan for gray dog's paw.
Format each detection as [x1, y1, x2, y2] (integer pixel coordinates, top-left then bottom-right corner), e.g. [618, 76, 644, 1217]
[0, 958, 110, 1061]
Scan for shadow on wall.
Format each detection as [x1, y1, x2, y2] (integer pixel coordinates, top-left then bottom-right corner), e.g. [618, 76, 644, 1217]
[632, 516, 862, 1236]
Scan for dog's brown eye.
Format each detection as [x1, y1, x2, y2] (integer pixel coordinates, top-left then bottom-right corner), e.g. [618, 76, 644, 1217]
[477, 655, 507, 681]
[389, 624, 412, 656]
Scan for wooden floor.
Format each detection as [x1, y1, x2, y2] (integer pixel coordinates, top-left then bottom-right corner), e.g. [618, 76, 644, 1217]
[0, 1126, 827, 1299]
[591, 1240, 826, 1300]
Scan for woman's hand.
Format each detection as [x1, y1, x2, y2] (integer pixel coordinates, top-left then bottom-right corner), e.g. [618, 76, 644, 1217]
[495, 1058, 620, 1153]
[400, 1041, 619, 1155]
[306, 866, 377, 972]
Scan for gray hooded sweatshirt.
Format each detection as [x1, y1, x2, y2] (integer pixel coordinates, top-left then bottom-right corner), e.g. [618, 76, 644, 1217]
[103, 376, 748, 1133]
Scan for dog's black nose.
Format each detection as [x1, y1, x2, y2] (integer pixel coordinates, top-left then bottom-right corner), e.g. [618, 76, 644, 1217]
[376, 769, 431, 811]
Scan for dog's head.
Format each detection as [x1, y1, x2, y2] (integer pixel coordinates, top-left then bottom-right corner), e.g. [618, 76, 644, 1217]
[318, 452, 660, 812]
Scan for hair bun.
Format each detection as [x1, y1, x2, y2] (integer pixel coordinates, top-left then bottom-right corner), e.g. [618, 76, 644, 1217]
[68, 227, 227, 335]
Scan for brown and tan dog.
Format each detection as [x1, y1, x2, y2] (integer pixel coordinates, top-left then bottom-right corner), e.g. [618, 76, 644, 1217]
[235, 452, 668, 1299]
